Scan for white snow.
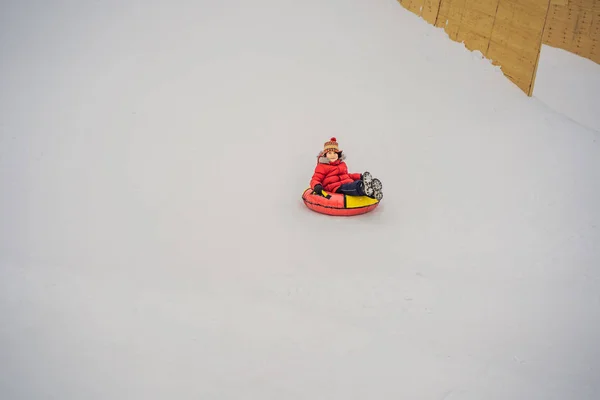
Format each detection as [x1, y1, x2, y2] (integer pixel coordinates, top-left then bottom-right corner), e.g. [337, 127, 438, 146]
[534, 44, 600, 132]
[1, 0, 599, 399]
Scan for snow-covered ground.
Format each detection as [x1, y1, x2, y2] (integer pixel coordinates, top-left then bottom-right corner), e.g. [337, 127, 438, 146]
[534, 44, 600, 132]
[1, 0, 599, 399]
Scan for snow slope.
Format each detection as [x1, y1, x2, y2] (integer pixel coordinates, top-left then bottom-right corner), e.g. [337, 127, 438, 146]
[1, 0, 599, 399]
[534, 44, 600, 133]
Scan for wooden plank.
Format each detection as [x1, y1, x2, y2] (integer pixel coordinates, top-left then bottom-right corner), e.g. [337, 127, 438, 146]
[461, 30, 494, 50]
[487, 40, 537, 92]
[453, 5, 498, 50]
[574, 8, 594, 37]
[459, 7, 499, 35]
[437, 0, 455, 20]
[397, 0, 577, 93]
[440, 0, 469, 40]
[568, 0, 597, 10]
[495, 1, 548, 31]
[541, 0, 600, 64]
[591, 45, 599, 63]
[398, 0, 441, 22]
[573, 34, 595, 54]
[490, 24, 544, 61]
[445, 19, 462, 40]
[422, 0, 443, 24]
[467, 0, 500, 15]
[402, 0, 426, 15]
[488, 0, 551, 94]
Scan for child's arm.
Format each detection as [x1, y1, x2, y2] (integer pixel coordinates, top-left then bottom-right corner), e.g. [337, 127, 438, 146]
[310, 165, 326, 189]
[349, 172, 361, 181]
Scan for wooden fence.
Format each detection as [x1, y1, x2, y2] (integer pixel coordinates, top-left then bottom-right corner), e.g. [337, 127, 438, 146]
[543, 0, 599, 63]
[397, 0, 599, 96]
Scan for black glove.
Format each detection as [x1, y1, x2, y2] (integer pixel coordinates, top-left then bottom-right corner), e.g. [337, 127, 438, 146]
[313, 184, 323, 195]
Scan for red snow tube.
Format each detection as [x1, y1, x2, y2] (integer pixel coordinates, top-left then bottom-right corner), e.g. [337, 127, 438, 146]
[302, 188, 380, 216]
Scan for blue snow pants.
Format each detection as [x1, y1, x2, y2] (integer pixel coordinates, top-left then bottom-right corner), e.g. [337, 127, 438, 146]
[335, 181, 366, 197]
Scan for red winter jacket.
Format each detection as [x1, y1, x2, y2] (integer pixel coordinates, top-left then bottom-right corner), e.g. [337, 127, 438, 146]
[310, 154, 361, 193]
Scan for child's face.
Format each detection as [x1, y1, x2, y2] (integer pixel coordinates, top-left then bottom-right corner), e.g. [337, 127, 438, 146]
[325, 151, 339, 162]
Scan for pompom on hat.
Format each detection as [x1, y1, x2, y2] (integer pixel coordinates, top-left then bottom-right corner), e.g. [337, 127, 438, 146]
[323, 137, 341, 153]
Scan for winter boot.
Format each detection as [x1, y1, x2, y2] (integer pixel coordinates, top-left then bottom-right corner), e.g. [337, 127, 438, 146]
[371, 178, 383, 201]
[361, 172, 375, 197]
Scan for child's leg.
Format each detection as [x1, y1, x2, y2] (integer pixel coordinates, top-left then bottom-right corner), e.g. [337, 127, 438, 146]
[336, 181, 366, 197]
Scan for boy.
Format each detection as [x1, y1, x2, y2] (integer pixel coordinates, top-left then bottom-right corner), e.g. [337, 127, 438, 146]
[310, 137, 383, 200]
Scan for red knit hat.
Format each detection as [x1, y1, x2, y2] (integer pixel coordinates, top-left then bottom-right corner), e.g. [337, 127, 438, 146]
[323, 137, 341, 153]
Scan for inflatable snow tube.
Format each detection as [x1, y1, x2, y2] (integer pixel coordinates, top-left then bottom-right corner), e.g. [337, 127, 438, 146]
[302, 188, 380, 216]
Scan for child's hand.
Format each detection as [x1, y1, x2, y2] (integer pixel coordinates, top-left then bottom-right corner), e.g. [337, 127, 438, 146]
[313, 184, 323, 195]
